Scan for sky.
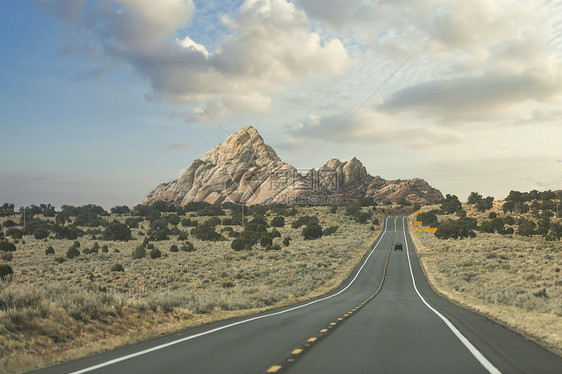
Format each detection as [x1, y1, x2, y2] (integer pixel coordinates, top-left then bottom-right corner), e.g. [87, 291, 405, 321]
[1, 0, 561, 209]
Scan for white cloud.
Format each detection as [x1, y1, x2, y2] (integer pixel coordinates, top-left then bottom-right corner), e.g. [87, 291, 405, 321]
[40, 0, 349, 120]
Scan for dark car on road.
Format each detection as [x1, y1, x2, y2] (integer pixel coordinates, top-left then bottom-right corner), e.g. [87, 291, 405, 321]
[394, 242, 403, 251]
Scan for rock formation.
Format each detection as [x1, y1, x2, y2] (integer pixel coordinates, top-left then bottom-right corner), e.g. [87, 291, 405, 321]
[143, 126, 443, 206]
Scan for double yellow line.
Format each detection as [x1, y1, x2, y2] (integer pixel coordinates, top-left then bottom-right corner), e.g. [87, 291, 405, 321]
[266, 217, 398, 373]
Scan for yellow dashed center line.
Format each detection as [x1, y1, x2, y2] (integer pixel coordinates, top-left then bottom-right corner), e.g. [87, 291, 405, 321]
[265, 217, 399, 373]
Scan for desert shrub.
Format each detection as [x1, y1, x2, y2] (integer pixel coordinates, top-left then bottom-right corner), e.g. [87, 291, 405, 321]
[270, 216, 285, 227]
[45, 246, 55, 255]
[110, 205, 130, 215]
[125, 217, 142, 228]
[103, 221, 132, 241]
[260, 234, 273, 248]
[476, 196, 494, 212]
[149, 248, 162, 259]
[3, 220, 16, 228]
[132, 246, 146, 259]
[440, 194, 462, 214]
[231, 238, 245, 251]
[417, 212, 438, 226]
[101, 245, 109, 253]
[467, 192, 483, 205]
[52, 225, 84, 240]
[66, 246, 80, 259]
[329, 205, 338, 214]
[0, 264, 13, 281]
[33, 228, 50, 240]
[148, 219, 170, 241]
[180, 241, 196, 252]
[54, 256, 65, 263]
[435, 218, 477, 239]
[1, 252, 13, 261]
[282, 236, 291, 246]
[323, 226, 338, 236]
[292, 215, 319, 229]
[270, 228, 281, 238]
[180, 218, 198, 227]
[177, 231, 189, 240]
[0, 241, 16, 252]
[265, 244, 281, 251]
[6, 228, 23, 239]
[191, 224, 223, 241]
[170, 244, 179, 252]
[111, 263, 125, 272]
[204, 217, 221, 227]
[517, 219, 536, 237]
[164, 214, 180, 226]
[303, 224, 323, 240]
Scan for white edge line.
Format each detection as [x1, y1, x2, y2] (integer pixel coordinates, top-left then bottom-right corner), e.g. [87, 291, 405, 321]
[401, 216, 502, 374]
[68, 217, 393, 374]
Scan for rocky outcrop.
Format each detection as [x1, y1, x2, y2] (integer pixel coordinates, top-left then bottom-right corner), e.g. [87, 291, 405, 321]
[143, 126, 443, 206]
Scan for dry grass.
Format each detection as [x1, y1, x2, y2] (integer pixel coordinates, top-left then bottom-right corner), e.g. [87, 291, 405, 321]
[409, 214, 562, 356]
[0, 206, 380, 373]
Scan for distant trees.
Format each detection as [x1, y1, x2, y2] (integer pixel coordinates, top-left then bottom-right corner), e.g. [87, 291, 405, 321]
[440, 194, 462, 214]
[435, 218, 477, 239]
[302, 224, 323, 240]
[417, 211, 438, 227]
[103, 221, 132, 241]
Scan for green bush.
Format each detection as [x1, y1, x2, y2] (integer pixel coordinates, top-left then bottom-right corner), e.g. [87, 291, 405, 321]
[0, 241, 16, 252]
[103, 221, 132, 241]
[231, 238, 245, 251]
[170, 244, 179, 252]
[323, 226, 338, 236]
[517, 219, 536, 237]
[2, 220, 16, 228]
[0, 264, 13, 281]
[54, 256, 65, 263]
[270, 228, 281, 238]
[292, 215, 319, 229]
[303, 224, 323, 240]
[417, 212, 438, 226]
[180, 241, 196, 252]
[6, 228, 23, 239]
[101, 245, 109, 253]
[45, 246, 55, 255]
[132, 246, 146, 259]
[66, 246, 80, 259]
[270, 216, 285, 227]
[1, 252, 13, 262]
[282, 236, 291, 246]
[191, 224, 223, 241]
[440, 194, 462, 214]
[260, 234, 273, 248]
[149, 248, 162, 259]
[435, 218, 477, 239]
[111, 263, 125, 272]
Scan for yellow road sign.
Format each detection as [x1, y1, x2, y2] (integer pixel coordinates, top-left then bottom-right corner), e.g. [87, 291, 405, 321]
[415, 211, 423, 214]
[426, 228, 437, 232]
[418, 228, 424, 232]
[413, 221, 422, 226]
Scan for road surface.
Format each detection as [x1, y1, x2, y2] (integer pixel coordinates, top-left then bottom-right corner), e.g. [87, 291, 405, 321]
[33, 216, 562, 374]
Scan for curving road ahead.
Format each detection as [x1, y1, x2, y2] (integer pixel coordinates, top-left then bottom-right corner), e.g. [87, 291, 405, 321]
[33, 217, 562, 374]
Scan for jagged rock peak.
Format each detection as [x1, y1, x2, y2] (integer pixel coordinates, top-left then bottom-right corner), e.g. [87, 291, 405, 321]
[202, 126, 281, 167]
[320, 158, 343, 169]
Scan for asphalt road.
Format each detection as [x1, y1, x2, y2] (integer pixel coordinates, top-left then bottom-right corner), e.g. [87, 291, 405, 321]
[33, 216, 562, 374]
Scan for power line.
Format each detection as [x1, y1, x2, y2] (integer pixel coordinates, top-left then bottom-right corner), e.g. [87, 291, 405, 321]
[150, 55, 230, 136]
[307, 52, 416, 161]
